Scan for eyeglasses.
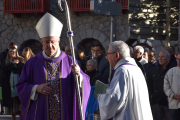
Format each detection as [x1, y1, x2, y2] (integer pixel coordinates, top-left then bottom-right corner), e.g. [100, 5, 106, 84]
[106, 52, 116, 56]
[94, 50, 101, 52]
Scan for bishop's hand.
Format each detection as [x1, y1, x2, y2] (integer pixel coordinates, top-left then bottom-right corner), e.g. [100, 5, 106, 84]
[71, 64, 80, 77]
[36, 83, 52, 95]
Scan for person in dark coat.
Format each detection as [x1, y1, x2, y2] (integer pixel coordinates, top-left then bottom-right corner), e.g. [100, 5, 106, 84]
[163, 46, 177, 67]
[64, 45, 82, 68]
[94, 44, 109, 84]
[86, 45, 95, 61]
[0, 42, 18, 115]
[133, 45, 148, 65]
[76, 46, 87, 73]
[1, 47, 24, 120]
[85, 59, 99, 86]
[129, 46, 146, 76]
[144, 50, 157, 76]
[146, 50, 172, 120]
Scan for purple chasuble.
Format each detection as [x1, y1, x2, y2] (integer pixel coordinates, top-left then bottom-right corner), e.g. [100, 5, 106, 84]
[16, 52, 91, 120]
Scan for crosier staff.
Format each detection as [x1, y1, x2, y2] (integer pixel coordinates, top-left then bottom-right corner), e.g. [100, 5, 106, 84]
[58, 0, 84, 120]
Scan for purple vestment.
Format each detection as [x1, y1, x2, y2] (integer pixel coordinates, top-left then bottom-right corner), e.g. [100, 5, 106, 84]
[16, 52, 91, 120]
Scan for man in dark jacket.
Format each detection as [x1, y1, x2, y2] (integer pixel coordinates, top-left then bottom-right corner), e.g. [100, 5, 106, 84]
[129, 46, 146, 76]
[86, 45, 95, 61]
[163, 46, 177, 67]
[147, 50, 172, 120]
[133, 45, 148, 65]
[144, 50, 157, 75]
[94, 44, 109, 84]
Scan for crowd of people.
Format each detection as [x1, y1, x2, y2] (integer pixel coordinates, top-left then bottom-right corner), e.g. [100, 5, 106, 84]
[0, 41, 179, 120]
[0, 42, 35, 120]
[0, 12, 180, 120]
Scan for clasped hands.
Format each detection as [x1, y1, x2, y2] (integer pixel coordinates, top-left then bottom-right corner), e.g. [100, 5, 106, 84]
[36, 64, 80, 95]
[13, 59, 19, 64]
[173, 94, 180, 101]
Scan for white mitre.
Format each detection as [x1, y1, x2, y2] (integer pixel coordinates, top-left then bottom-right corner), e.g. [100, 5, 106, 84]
[35, 13, 63, 38]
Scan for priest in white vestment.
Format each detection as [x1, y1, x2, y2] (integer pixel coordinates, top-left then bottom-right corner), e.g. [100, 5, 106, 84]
[97, 41, 153, 120]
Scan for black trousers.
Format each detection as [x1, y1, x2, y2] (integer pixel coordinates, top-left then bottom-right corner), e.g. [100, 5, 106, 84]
[152, 104, 172, 120]
[169, 109, 180, 120]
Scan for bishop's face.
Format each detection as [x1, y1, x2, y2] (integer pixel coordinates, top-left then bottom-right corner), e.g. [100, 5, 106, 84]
[42, 36, 60, 56]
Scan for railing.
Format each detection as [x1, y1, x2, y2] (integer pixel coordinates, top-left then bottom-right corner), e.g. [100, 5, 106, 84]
[4, 0, 50, 13]
[116, 0, 128, 9]
[69, 0, 128, 12]
[68, 0, 90, 12]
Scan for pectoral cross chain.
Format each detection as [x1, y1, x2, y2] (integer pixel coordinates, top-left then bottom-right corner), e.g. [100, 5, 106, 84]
[45, 61, 60, 85]
[49, 79, 55, 85]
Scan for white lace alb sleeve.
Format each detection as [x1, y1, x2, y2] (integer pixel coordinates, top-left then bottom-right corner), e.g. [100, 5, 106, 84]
[31, 85, 39, 100]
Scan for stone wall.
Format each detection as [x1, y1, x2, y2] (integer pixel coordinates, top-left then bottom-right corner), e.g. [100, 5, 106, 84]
[0, 0, 42, 52]
[0, 0, 129, 53]
[1, 0, 179, 55]
[50, 0, 129, 52]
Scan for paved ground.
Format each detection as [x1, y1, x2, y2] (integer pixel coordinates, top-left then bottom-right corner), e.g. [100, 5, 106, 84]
[0, 115, 19, 120]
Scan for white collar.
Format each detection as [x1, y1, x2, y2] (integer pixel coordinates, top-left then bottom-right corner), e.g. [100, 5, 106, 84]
[114, 57, 137, 70]
[42, 48, 61, 59]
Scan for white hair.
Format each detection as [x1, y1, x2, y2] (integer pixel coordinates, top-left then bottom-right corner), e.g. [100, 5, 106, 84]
[87, 59, 97, 67]
[160, 50, 170, 57]
[109, 41, 130, 58]
[134, 46, 144, 54]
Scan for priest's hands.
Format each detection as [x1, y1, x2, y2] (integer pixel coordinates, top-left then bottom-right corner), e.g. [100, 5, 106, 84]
[36, 83, 52, 95]
[97, 94, 100, 104]
[71, 64, 80, 77]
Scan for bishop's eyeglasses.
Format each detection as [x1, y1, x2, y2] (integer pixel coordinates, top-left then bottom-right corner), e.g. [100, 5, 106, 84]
[106, 52, 116, 56]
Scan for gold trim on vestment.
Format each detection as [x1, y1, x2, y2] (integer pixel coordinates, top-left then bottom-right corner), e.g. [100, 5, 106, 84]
[34, 98, 39, 120]
[59, 65, 63, 120]
[45, 61, 62, 120]
[45, 62, 49, 120]
[75, 89, 76, 120]
[25, 86, 33, 120]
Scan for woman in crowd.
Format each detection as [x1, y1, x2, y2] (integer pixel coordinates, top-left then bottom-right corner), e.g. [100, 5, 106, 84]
[22, 47, 35, 63]
[1, 47, 24, 120]
[85, 59, 99, 86]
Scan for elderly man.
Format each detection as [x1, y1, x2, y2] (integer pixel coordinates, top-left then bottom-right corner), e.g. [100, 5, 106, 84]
[94, 44, 109, 84]
[147, 50, 172, 120]
[64, 45, 81, 67]
[16, 13, 90, 120]
[98, 41, 152, 120]
[144, 50, 157, 75]
[133, 45, 148, 65]
[163, 46, 177, 67]
[129, 46, 145, 76]
[164, 53, 180, 120]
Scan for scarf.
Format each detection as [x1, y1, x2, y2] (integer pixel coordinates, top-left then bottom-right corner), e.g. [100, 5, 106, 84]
[10, 59, 19, 97]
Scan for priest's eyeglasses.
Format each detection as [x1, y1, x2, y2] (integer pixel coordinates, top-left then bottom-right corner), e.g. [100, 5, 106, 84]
[106, 52, 116, 56]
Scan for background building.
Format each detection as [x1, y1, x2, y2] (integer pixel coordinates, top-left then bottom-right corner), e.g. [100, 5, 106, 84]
[0, 0, 179, 56]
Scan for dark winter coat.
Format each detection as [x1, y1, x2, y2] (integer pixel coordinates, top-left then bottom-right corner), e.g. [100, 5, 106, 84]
[94, 54, 109, 84]
[1, 57, 24, 107]
[86, 70, 99, 86]
[146, 63, 172, 106]
[0, 49, 9, 86]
